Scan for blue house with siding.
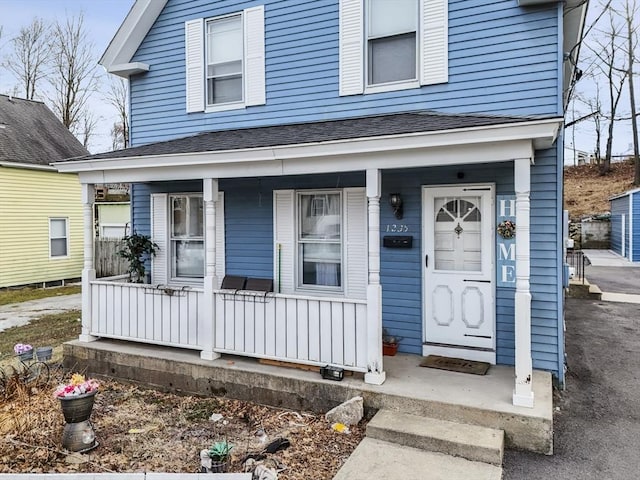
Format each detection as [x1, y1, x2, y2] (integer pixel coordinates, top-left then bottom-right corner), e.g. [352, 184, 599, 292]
[55, 0, 587, 409]
[610, 188, 640, 262]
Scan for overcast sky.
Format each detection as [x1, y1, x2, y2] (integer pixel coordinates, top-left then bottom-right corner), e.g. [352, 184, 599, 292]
[0, 0, 134, 154]
[0, 1, 634, 158]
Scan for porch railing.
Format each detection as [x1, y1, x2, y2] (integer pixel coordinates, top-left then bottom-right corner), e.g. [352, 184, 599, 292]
[90, 280, 204, 349]
[88, 280, 369, 372]
[213, 290, 368, 372]
[566, 249, 586, 284]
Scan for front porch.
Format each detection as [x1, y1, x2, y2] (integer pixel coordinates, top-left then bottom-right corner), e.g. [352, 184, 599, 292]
[62, 338, 553, 454]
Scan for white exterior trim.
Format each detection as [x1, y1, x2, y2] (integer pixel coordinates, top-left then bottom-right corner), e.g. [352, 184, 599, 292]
[55, 119, 560, 184]
[100, 0, 168, 77]
[0, 161, 57, 171]
[80, 183, 98, 343]
[513, 158, 534, 408]
[107, 62, 150, 76]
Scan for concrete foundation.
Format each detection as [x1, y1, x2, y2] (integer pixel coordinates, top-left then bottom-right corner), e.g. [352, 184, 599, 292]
[63, 339, 553, 454]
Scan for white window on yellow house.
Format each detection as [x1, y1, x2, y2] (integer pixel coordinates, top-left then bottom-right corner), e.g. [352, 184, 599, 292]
[49, 218, 68, 258]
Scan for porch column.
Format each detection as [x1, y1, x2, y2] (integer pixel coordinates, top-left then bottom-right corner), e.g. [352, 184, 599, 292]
[513, 158, 534, 407]
[365, 169, 386, 385]
[79, 183, 97, 343]
[201, 178, 221, 361]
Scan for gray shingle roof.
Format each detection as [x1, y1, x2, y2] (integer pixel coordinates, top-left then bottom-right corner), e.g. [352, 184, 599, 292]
[68, 110, 549, 162]
[0, 95, 89, 165]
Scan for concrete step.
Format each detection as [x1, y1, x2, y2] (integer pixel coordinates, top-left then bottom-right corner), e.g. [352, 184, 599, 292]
[568, 279, 602, 299]
[366, 410, 504, 466]
[333, 438, 502, 480]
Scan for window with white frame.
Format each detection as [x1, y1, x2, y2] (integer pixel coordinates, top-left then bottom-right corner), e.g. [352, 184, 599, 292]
[206, 14, 243, 106]
[170, 194, 204, 279]
[273, 188, 367, 299]
[49, 218, 68, 258]
[298, 192, 342, 290]
[185, 6, 265, 113]
[367, 0, 418, 86]
[338, 0, 448, 96]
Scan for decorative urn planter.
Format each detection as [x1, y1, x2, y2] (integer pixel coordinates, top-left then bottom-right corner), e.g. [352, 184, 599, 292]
[58, 390, 98, 452]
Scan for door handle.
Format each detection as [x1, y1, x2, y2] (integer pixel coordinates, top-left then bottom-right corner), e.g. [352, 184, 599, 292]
[425, 255, 428, 268]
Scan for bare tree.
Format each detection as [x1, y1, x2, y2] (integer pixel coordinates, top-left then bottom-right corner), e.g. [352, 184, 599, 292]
[3, 18, 51, 100]
[586, 5, 629, 174]
[618, 0, 639, 184]
[47, 13, 100, 135]
[106, 78, 129, 149]
[78, 110, 99, 150]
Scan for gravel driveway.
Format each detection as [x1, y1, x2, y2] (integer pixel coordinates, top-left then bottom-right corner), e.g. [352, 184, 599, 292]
[503, 297, 640, 479]
[0, 294, 81, 333]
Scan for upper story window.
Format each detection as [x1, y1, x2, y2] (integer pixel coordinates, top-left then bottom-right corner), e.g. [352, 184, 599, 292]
[367, 0, 418, 87]
[206, 14, 243, 106]
[339, 0, 448, 96]
[185, 6, 265, 114]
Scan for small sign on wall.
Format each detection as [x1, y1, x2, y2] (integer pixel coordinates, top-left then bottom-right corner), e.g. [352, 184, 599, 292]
[497, 195, 516, 288]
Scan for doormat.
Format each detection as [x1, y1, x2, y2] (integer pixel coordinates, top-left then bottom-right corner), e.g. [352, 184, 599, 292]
[420, 355, 490, 375]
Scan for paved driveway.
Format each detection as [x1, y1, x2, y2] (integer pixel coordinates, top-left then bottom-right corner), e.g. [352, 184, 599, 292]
[0, 294, 81, 333]
[502, 297, 640, 479]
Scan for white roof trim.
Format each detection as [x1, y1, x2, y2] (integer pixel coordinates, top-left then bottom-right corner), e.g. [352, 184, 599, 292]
[100, 0, 168, 76]
[53, 118, 561, 183]
[610, 188, 640, 201]
[0, 161, 57, 172]
[107, 62, 150, 77]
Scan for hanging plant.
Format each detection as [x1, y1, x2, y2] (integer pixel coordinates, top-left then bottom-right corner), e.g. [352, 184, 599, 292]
[497, 220, 516, 239]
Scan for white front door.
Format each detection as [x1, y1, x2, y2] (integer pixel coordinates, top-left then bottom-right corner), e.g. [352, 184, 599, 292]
[423, 185, 495, 361]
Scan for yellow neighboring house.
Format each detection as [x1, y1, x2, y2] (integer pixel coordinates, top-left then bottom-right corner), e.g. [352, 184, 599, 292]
[0, 95, 89, 288]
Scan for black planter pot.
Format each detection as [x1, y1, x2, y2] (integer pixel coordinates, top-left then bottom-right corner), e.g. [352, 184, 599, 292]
[58, 390, 97, 423]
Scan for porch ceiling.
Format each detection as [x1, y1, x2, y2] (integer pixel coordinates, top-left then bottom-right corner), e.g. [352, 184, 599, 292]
[53, 111, 562, 184]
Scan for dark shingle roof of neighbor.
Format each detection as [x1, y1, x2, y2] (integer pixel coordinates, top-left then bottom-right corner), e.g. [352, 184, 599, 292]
[0, 95, 89, 165]
[65, 111, 551, 163]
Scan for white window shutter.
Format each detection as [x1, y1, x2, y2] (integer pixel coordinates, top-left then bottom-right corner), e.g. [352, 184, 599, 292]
[273, 190, 295, 294]
[344, 188, 367, 299]
[185, 18, 205, 113]
[420, 0, 448, 85]
[339, 0, 364, 96]
[215, 192, 226, 287]
[151, 193, 168, 284]
[244, 6, 266, 106]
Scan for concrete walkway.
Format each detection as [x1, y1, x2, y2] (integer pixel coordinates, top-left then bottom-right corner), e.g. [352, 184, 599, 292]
[581, 249, 635, 267]
[582, 250, 640, 303]
[0, 293, 81, 333]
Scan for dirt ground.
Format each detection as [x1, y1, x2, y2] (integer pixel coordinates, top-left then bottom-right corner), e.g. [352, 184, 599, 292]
[564, 161, 635, 219]
[0, 367, 365, 479]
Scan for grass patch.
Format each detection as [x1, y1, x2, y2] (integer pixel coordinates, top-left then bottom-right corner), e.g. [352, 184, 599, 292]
[0, 285, 81, 306]
[0, 310, 81, 364]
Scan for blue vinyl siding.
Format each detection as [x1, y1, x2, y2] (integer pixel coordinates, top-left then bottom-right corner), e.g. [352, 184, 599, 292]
[128, 0, 560, 146]
[610, 195, 629, 258]
[131, 153, 562, 377]
[633, 192, 640, 262]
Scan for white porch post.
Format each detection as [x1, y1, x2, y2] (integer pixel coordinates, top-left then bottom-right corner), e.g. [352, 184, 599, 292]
[513, 158, 534, 407]
[364, 169, 386, 385]
[79, 183, 97, 342]
[201, 178, 221, 361]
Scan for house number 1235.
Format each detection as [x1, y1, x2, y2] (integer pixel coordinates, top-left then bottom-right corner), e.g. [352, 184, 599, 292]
[385, 224, 409, 233]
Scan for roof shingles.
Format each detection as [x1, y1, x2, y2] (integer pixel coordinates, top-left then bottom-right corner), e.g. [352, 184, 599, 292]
[0, 95, 89, 165]
[67, 111, 550, 163]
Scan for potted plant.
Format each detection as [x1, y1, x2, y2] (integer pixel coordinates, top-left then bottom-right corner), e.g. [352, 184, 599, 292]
[205, 440, 234, 473]
[54, 373, 100, 452]
[382, 329, 402, 356]
[117, 232, 158, 283]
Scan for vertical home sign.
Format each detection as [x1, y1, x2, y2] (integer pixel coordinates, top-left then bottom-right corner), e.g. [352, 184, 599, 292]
[497, 195, 516, 288]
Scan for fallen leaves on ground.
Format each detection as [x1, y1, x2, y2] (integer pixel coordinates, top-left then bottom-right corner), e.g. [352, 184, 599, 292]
[0, 368, 365, 479]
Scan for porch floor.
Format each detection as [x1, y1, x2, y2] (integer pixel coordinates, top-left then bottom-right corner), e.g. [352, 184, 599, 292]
[63, 339, 553, 454]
